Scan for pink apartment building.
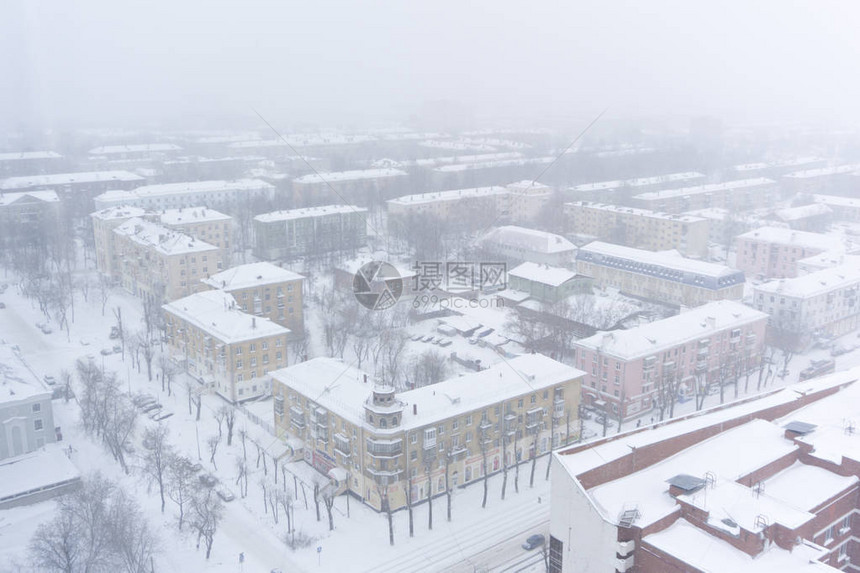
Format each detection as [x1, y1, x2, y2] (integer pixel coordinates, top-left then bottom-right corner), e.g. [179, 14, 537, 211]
[572, 300, 768, 421]
[735, 226, 845, 279]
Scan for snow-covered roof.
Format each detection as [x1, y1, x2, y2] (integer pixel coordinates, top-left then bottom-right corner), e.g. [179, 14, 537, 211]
[567, 201, 707, 223]
[433, 156, 553, 173]
[574, 300, 767, 360]
[89, 143, 182, 155]
[113, 217, 219, 256]
[774, 203, 832, 221]
[229, 133, 376, 149]
[736, 226, 845, 252]
[293, 168, 407, 185]
[0, 445, 81, 503]
[577, 241, 744, 286]
[813, 193, 860, 209]
[509, 262, 578, 287]
[479, 225, 576, 254]
[0, 170, 144, 190]
[272, 354, 583, 431]
[0, 190, 60, 207]
[732, 162, 769, 172]
[89, 205, 147, 221]
[0, 345, 50, 404]
[254, 204, 366, 223]
[158, 207, 231, 225]
[505, 180, 552, 193]
[387, 186, 507, 206]
[202, 262, 304, 291]
[132, 178, 273, 197]
[633, 177, 775, 201]
[784, 165, 860, 179]
[0, 151, 62, 161]
[765, 461, 858, 512]
[797, 251, 860, 272]
[626, 172, 706, 187]
[754, 263, 860, 299]
[163, 290, 289, 344]
[644, 519, 834, 573]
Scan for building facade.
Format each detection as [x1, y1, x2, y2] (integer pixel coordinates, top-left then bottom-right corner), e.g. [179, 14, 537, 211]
[156, 207, 233, 266]
[735, 226, 846, 279]
[272, 355, 583, 511]
[575, 242, 745, 308]
[0, 346, 58, 460]
[631, 177, 778, 214]
[814, 194, 860, 223]
[508, 262, 590, 303]
[93, 179, 275, 211]
[91, 206, 148, 280]
[565, 201, 710, 259]
[477, 225, 577, 267]
[0, 191, 62, 252]
[253, 205, 368, 260]
[291, 168, 408, 206]
[163, 290, 290, 402]
[202, 262, 305, 335]
[572, 300, 768, 421]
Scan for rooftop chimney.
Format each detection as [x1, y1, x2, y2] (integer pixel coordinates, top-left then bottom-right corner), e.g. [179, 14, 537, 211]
[252, 317, 256, 329]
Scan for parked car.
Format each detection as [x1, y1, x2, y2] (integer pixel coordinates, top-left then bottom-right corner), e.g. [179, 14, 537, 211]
[43, 375, 56, 386]
[155, 412, 173, 422]
[216, 487, 235, 502]
[522, 534, 545, 550]
[147, 408, 164, 420]
[141, 402, 162, 413]
[831, 342, 857, 357]
[199, 474, 218, 488]
[800, 359, 836, 381]
[109, 326, 120, 339]
[100, 348, 113, 356]
[189, 463, 203, 473]
[112, 345, 122, 354]
[41, 325, 52, 334]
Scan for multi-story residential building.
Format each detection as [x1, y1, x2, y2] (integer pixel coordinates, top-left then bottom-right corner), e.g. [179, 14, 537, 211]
[477, 225, 577, 267]
[508, 262, 590, 304]
[549, 369, 860, 573]
[0, 345, 58, 459]
[163, 290, 290, 402]
[814, 194, 860, 223]
[572, 300, 767, 421]
[752, 263, 860, 350]
[771, 203, 833, 232]
[566, 172, 707, 203]
[272, 354, 583, 511]
[682, 207, 762, 247]
[91, 206, 148, 280]
[88, 143, 182, 159]
[796, 251, 860, 275]
[292, 168, 408, 205]
[631, 178, 778, 214]
[387, 186, 509, 233]
[565, 201, 710, 259]
[504, 180, 553, 223]
[253, 205, 368, 260]
[431, 156, 555, 190]
[0, 190, 61, 250]
[156, 207, 233, 266]
[0, 151, 64, 176]
[0, 170, 144, 196]
[576, 242, 745, 308]
[92, 179, 274, 211]
[112, 217, 222, 303]
[735, 226, 846, 279]
[782, 165, 859, 195]
[202, 262, 304, 335]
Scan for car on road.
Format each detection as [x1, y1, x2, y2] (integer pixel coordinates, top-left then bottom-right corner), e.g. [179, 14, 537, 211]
[43, 375, 56, 386]
[40, 325, 53, 334]
[199, 474, 218, 488]
[216, 487, 235, 502]
[100, 348, 113, 356]
[112, 345, 122, 354]
[147, 408, 164, 420]
[155, 412, 173, 422]
[110, 326, 120, 339]
[522, 534, 545, 550]
[189, 463, 203, 473]
[831, 342, 857, 357]
[141, 402, 162, 413]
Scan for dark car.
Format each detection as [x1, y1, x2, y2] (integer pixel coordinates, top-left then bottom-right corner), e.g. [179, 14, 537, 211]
[199, 474, 218, 488]
[522, 534, 545, 550]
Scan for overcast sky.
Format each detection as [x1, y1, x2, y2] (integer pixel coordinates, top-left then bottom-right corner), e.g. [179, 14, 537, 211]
[3, 0, 860, 131]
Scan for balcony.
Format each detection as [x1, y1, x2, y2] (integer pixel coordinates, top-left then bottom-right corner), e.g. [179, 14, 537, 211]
[334, 434, 351, 457]
[367, 467, 403, 485]
[449, 445, 468, 459]
[367, 437, 403, 457]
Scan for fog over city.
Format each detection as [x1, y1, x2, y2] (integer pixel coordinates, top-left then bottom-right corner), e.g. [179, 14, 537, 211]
[4, 3, 860, 573]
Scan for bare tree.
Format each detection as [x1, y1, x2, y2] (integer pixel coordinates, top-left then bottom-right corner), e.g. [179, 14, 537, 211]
[189, 489, 224, 560]
[223, 407, 236, 446]
[140, 425, 173, 512]
[479, 422, 490, 508]
[166, 455, 197, 530]
[207, 435, 220, 470]
[322, 490, 335, 531]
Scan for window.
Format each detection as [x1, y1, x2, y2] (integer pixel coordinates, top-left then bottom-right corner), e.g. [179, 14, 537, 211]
[32, 403, 41, 413]
[235, 347, 243, 355]
[34, 419, 43, 431]
[410, 433, 417, 444]
[466, 415, 472, 426]
[262, 341, 268, 350]
[824, 525, 834, 544]
[250, 343, 256, 353]
[841, 516, 851, 533]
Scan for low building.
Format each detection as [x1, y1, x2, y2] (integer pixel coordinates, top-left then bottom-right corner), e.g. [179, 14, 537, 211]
[752, 263, 860, 350]
[565, 202, 710, 259]
[549, 369, 860, 573]
[632, 178, 778, 214]
[771, 203, 833, 232]
[91, 206, 148, 281]
[508, 262, 590, 304]
[93, 179, 274, 211]
[572, 300, 767, 420]
[796, 251, 860, 275]
[477, 225, 577, 266]
[253, 205, 368, 260]
[163, 290, 290, 402]
[202, 262, 304, 335]
[735, 226, 846, 279]
[0, 345, 58, 460]
[814, 194, 860, 223]
[112, 217, 222, 303]
[576, 242, 745, 308]
[156, 207, 233, 266]
[272, 354, 583, 511]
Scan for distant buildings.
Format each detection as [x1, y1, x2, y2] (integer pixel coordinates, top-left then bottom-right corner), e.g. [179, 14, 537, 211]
[163, 290, 290, 402]
[572, 300, 767, 421]
[271, 354, 584, 511]
[550, 369, 859, 573]
[782, 165, 859, 195]
[92, 179, 274, 211]
[88, 143, 182, 158]
[0, 151, 64, 176]
[0, 191, 61, 250]
[202, 262, 305, 335]
[477, 225, 577, 266]
[814, 194, 860, 223]
[631, 178, 778, 214]
[156, 207, 233, 266]
[565, 201, 710, 259]
[771, 203, 833, 232]
[735, 226, 845, 279]
[752, 263, 860, 350]
[567, 172, 707, 203]
[292, 168, 408, 205]
[576, 242, 745, 308]
[0, 170, 144, 195]
[253, 205, 367, 260]
[508, 262, 589, 304]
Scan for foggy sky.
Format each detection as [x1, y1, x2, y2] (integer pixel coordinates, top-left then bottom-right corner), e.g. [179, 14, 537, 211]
[3, 0, 860, 130]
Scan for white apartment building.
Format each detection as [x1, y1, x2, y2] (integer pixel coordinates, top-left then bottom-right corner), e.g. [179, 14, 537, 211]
[93, 179, 275, 210]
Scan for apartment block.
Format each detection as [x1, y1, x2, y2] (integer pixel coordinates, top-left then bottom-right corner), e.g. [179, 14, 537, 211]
[753, 263, 860, 350]
[292, 168, 408, 205]
[93, 179, 274, 211]
[272, 354, 583, 511]
[253, 205, 368, 260]
[156, 207, 233, 266]
[565, 201, 710, 259]
[782, 165, 859, 195]
[387, 186, 509, 232]
[631, 178, 778, 214]
[91, 206, 148, 280]
[163, 290, 290, 403]
[735, 226, 845, 279]
[112, 217, 222, 303]
[0, 151, 64, 177]
[771, 203, 833, 232]
[550, 370, 860, 573]
[0, 191, 61, 250]
[572, 300, 767, 421]
[202, 262, 305, 335]
[814, 194, 860, 223]
[576, 242, 745, 308]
